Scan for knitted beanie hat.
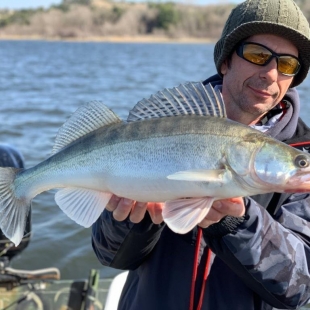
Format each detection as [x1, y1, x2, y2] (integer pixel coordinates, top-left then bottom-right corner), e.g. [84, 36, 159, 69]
[214, 0, 310, 87]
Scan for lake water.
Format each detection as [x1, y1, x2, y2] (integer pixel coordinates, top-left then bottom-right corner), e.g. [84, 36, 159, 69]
[1, 40, 310, 281]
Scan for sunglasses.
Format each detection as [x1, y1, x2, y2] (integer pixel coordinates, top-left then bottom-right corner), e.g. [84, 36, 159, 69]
[236, 42, 301, 76]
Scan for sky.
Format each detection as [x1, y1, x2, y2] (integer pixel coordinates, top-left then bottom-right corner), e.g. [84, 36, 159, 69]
[0, 0, 242, 10]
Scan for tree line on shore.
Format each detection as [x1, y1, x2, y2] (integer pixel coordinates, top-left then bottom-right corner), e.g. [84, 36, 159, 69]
[0, 0, 309, 41]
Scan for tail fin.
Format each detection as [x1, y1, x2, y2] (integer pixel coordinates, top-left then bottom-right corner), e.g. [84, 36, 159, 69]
[0, 167, 30, 246]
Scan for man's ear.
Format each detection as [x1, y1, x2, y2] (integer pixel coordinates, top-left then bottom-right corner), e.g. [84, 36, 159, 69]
[221, 59, 228, 75]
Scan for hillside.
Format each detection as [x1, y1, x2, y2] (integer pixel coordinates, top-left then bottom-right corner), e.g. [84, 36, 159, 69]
[0, 0, 309, 42]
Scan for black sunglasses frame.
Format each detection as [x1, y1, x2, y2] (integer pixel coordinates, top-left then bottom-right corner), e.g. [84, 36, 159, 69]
[236, 42, 301, 77]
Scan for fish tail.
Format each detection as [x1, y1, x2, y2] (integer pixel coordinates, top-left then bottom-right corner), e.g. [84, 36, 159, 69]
[0, 167, 30, 246]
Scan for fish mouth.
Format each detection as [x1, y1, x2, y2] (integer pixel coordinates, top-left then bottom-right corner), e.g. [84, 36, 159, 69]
[285, 172, 310, 193]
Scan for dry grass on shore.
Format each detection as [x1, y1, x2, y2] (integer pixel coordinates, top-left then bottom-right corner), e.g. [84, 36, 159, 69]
[0, 1, 232, 43]
[0, 34, 215, 44]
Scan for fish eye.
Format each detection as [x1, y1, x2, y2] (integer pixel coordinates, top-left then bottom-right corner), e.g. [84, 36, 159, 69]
[295, 154, 310, 168]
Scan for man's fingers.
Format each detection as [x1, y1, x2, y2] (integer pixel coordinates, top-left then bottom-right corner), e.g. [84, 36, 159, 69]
[199, 197, 245, 228]
[198, 208, 222, 228]
[130, 202, 147, 223]
[113, 198, 135, 221]
[105, 195, 122, 212]
[213, 198, 245, 217]
[106, 195, 163, 224]
[147, 202, 164, 224]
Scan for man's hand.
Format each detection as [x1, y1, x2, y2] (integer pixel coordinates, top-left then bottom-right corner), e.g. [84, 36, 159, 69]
[198, 197, 245, 228]
[106, 194, 164, 224]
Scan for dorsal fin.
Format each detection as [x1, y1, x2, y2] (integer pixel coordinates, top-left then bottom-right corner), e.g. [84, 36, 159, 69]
[52, 101, 121, 155]
[127, 82, 226, 122]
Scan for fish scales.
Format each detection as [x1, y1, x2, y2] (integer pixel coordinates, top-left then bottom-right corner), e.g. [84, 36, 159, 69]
[13, 115, 281, 203]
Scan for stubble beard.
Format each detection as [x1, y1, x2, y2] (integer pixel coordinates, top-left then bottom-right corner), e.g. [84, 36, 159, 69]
[237, 82, 279, 120]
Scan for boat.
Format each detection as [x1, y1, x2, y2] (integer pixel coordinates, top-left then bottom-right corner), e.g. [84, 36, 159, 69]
[0, 266, 111, 310]
[0, 224, 118, 310]
[0, 242, 127, 310]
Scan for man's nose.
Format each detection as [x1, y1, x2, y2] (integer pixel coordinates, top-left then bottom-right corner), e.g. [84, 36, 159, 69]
[259, 58, 279, 82]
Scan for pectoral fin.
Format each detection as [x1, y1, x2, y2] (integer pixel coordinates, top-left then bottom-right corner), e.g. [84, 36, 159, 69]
[55, 188, 112, 227]
[163, 197, 214, 234]
[167, 169, 231, 183]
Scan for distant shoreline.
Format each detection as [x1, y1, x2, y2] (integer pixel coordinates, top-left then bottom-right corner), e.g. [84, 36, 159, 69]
[0, 34, 215, 44]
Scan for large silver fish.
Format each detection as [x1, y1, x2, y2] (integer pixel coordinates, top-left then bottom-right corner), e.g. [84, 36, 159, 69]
[1, 82, 310, 246]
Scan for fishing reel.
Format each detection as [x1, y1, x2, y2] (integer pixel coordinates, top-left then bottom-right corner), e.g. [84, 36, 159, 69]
[0, 144, 31, 264]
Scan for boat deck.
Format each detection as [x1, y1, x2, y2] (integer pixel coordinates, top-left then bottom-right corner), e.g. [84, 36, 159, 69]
[0, 269, 112, 310]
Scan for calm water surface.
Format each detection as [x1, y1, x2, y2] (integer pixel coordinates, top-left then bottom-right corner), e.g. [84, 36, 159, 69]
[1, 40, 310, 280]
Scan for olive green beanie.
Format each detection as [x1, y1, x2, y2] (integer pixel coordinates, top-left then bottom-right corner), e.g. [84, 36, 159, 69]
[214, 0, 310, 87]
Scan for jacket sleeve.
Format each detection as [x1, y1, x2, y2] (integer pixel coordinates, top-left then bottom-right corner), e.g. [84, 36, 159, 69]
[92, 209, 165, 270]
[204, 193, 310, 309]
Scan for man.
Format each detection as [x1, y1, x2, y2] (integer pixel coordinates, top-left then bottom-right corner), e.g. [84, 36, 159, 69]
[92, 0, 310, 309]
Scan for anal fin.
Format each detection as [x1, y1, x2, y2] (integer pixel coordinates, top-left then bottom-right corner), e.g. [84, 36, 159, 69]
[163, 197, 214, 234]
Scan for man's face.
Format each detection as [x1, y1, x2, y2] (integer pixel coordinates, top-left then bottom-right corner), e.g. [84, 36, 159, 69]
[221, 34, 298, 125]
